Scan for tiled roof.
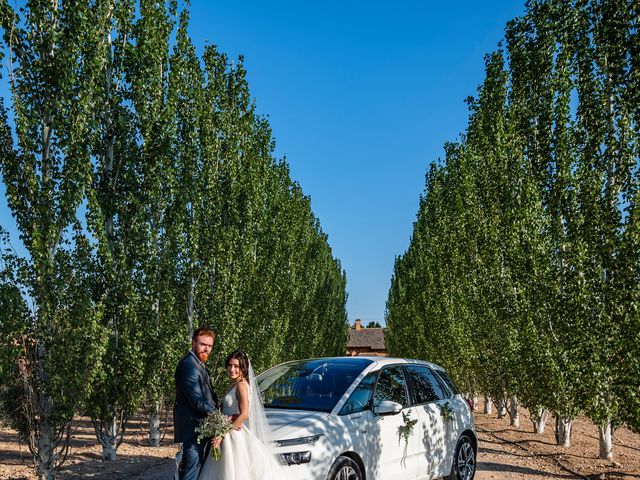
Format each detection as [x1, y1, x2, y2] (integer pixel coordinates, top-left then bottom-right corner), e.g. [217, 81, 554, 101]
[347, 328, 386, 350]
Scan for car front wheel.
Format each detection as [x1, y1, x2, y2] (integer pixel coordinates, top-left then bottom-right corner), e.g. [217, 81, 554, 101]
[327, 455, 363, 480]
[446, 435, 476, 480]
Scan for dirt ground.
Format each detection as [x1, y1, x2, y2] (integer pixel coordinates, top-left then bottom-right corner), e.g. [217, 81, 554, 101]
[473, 405, 640, 480]
[1, 404, 640, 480]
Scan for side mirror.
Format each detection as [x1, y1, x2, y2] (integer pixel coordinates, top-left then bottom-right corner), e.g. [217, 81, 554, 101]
[374, 400, 403, 416]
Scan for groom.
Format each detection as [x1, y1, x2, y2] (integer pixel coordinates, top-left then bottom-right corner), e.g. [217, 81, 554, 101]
[174, 327, 219, 480]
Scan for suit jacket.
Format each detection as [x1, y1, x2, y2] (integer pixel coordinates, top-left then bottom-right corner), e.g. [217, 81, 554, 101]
[174, 351, 218, 443]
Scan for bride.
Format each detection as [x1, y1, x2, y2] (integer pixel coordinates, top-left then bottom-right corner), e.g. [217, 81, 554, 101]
[199, 350, 290, 479]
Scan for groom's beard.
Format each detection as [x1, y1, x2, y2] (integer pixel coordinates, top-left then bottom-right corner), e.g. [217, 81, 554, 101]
[197, 351, 209, 363]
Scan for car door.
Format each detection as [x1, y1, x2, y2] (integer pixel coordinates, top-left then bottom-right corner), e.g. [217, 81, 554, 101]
[339, 372, 378, 475]
[405, 365, 452, 479]
[368, 365, 421, 479]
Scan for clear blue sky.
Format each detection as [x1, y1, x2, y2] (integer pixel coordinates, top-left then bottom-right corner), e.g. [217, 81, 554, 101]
[0, 1, 525, 325]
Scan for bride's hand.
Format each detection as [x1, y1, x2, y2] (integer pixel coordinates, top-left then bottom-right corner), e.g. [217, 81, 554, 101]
[228, 414, 242, 431]
[212, 436, 222, 448]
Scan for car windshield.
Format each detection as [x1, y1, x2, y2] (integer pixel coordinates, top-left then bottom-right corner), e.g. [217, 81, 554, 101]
[257, 358, 373, 412]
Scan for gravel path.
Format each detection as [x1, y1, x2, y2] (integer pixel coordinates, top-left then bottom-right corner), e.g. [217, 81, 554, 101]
[3, 408, 639, 479]
[475, 426, 581, 480]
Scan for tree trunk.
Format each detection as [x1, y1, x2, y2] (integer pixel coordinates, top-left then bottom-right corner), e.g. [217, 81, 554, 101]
[497, 399, 507, 418]
[95, 415, 120, 461]
[102, 442, 116, 462]
[555, 415, 573, 447]
[187, 275, 196, 338]
[484, 395, 492, 414]
[37, 419, 56, 480]
[36, 344, 57, 480]
[598, 420, 613, 460]
[148, 403, 161, 447]
[508, 396, 520, 428]
[531, 408, 549, 434]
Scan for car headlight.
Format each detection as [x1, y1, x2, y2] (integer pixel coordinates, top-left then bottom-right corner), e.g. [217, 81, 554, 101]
[274, 434, 322, 447]
[277, 451, 312, 465]
[273, 435, 322, 466]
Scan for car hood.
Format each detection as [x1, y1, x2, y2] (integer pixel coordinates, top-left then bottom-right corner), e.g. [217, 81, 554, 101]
[265, 409, 331, 439]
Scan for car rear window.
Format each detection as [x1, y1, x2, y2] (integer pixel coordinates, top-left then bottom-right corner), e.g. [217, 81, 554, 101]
[406, 365, 446, 403]
[433, 369, 460, 397]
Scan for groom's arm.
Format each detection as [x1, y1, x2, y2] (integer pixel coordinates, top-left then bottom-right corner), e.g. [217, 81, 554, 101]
[176, 362, 216, 415]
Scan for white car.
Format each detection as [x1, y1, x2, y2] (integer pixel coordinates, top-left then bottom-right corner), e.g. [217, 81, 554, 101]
[257, 356, 477, 480]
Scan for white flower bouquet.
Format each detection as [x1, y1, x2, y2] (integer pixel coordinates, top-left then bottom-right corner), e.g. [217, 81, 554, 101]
[195, 411, 234, 460]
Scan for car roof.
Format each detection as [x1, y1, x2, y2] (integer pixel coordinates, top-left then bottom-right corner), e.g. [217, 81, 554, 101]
[291, 356, 446, 372]
[355, 356, 445, 371]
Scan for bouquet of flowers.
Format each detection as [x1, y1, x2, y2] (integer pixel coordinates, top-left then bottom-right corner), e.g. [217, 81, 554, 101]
[195, 411, 234, 460]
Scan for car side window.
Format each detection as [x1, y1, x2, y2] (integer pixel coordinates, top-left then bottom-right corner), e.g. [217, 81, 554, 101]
[406, 366, 446, 404]
[373, 366, 409, 408]
[434, 370, 459, 397]
[339, 373, 377, 415]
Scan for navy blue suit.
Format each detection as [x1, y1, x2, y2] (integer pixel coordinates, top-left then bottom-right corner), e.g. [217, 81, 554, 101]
[174, 351, 218, 480]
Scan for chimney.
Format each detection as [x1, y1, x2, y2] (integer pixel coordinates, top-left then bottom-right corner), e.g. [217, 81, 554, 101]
[355, 319, 362, 330]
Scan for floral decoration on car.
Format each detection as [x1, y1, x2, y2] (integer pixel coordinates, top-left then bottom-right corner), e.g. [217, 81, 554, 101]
[440, 401, 454, 421]
[398, 409, 418, 445]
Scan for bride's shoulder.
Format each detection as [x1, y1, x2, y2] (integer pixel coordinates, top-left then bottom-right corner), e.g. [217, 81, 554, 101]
[234, 380, 250, 395]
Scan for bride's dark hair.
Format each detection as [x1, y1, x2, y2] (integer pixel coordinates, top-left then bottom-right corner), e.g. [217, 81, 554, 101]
[225, 350, 250, 383]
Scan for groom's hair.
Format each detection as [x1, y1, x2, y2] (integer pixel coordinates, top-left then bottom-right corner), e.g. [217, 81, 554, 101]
[192, 327, 215, 341]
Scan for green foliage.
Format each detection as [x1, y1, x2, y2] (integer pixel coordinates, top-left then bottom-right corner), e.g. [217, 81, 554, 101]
[0, 0, 110, 474]
[162, 11, 348, 382]
[0, 229, 29, 427]
[386, 0, 640, 439]
[439, 402, 454, 422]
[397, 409, 418, 445]
[1, 0, 347, 472]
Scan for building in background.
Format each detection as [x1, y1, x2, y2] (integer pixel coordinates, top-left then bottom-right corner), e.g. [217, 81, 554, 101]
[346, 319, 387, 356]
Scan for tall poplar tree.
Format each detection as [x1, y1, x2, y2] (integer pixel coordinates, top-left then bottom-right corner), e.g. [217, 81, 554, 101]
[0, 2, 109, 477]
[84, 0, 147, 460]
[127, 0, 183, 446]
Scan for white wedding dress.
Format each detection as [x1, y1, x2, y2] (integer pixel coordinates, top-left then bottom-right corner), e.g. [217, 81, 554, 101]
[198, 384, 289, 479]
